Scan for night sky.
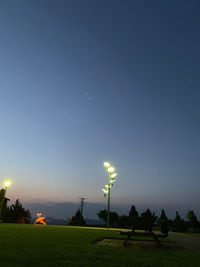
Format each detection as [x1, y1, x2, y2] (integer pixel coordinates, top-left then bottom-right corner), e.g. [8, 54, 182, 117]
[0, 1, 200, 219]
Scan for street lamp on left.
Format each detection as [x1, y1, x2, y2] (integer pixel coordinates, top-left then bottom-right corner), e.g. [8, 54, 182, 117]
[0, 179, 12, 222]
[4, 180, 11, 189]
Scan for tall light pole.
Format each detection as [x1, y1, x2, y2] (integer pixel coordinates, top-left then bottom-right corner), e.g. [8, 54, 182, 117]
[102, 162, 117, 228]
[0, 180, 12, 222]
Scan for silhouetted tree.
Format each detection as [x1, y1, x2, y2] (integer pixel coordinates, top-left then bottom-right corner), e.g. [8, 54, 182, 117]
[129, 205, 140, 231]
[158, 209, 168, 235]
[97, 209, 119, 227]
[186, 210, 199, 229]
[158, 209, 168, 224]
[118, 215, 130, 228]
[4, 199, 31, 224]
[175, 211, 181, 221]
[172, 211, 188, 232]
[70, 209, 86, 226]
[110, 212, 119, 227]
[0, 192, 10, 221]
[97, 209, 107, 223]
[140, 209, 157, 232]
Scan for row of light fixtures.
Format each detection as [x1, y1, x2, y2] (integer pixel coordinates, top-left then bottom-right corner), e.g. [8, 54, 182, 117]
[102, 162, 117, 196]
[102, 162, 118, 228]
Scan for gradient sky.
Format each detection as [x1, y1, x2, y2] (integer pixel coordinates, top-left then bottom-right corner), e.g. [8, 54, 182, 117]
[0, 1, 200, 219]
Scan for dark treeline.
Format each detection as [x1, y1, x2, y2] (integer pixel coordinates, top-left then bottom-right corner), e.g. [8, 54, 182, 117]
[3, 199, 31, 224]
[68, 209, 86, 226]
[2, 198, 200, 233]
[97, 206, 200, 234]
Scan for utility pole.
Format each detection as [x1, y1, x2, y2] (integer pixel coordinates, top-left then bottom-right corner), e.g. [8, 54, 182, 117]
[79, 198, 86, 216]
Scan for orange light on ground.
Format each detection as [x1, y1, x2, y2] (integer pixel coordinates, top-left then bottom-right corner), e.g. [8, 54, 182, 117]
[34, 213, 47, 225]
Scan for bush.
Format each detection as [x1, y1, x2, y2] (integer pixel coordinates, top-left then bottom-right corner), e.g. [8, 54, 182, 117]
[187, 228, 200, 234]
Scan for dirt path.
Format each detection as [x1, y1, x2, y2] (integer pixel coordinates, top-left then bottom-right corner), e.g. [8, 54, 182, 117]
[168, 232, 200, 252]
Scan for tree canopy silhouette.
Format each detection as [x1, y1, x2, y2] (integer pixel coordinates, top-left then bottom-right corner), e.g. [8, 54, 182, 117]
[69, 209, 86, 226]
[140, 208, 157, 232]
[172, 211, 188, 232]
[129, 205, 140, 230]
[4, 199, 31, 224]
[186, 210, 198, 228]
[158, 209, 168, 224]
[97, 209, 119, 227]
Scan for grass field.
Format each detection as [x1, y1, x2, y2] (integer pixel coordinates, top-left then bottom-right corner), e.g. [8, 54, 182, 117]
[0, 224, 200, 267]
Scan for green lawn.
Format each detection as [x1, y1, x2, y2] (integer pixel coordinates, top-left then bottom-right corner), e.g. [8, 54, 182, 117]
[0, 224, 200, 267]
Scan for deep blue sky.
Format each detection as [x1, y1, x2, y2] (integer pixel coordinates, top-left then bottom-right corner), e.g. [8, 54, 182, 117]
[0, 1, 200, 218]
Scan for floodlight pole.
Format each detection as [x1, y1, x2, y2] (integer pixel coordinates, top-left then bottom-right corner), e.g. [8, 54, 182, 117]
[103, 162, 117, 229]
[107, 172, 111, 228]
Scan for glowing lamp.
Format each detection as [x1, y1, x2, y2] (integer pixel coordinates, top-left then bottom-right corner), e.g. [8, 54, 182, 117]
[102, 189, 108, 194]
[4, 180, 11, 188]
[104, 162, 111, 168]
[111, 173, 117, 178]
[107, 166, 115, 173]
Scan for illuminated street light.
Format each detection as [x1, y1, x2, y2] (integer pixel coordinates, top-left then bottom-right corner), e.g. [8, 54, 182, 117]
[4, 180, 11, 189]
[102, 162, 118, 228]
[102, 189, 108, 194]
[0, 179, 12, 222]
[107, 166, 115, 173]
[104, 162, 111, 168]
[111, 173, 117, 178]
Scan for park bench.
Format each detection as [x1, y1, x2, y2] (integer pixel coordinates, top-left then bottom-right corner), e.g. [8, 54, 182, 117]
[120, 229, 168, 247]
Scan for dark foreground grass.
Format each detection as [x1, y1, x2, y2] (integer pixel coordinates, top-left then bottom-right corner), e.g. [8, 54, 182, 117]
[0, 224, 200, 267]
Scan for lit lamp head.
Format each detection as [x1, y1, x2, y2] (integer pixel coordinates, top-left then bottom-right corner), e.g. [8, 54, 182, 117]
[102, 162, 118, 196]
[102, 189, 108, 194]
[111, 173, 117, 178]
[4, 180, 11, 189]
[104, 162, 111, 168]
[107, 166, 115, 173]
